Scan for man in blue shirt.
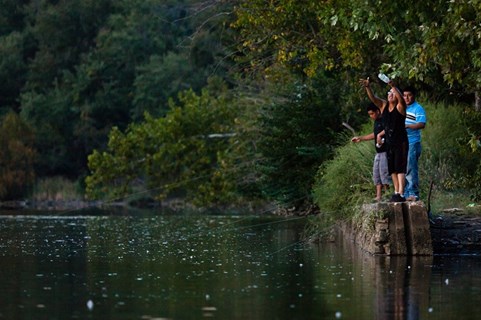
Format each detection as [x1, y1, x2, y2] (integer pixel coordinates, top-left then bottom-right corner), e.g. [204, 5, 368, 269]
[403, 86, 426, 201]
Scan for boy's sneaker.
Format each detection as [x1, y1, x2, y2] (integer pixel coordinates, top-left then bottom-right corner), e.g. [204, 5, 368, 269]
[389, 193, 400, 202]
[389, 194, 406, 202]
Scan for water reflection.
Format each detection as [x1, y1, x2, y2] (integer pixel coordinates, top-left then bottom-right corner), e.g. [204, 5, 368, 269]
[0, 213, 480, 319]
[336, 234, 433, 319]
[335, 233, 481, 320]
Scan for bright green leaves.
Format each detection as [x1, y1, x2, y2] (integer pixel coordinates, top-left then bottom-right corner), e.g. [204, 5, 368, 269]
[234, 0, 481, 101]
[86, 81, 238, 206]
[233, 0, 376, 76]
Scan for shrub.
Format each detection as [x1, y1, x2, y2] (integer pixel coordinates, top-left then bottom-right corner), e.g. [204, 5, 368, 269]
[312, 127, 375, 219]
[419, 100, 480, 200]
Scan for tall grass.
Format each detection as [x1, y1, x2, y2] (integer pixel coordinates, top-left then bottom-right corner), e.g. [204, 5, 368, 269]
[312, 128, 376, 219]
[31, 177, 83, 201]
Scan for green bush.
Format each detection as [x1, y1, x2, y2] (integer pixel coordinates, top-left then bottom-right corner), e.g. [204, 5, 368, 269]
[419, 100, 480, 200]
[312, 127, 375, 219]
[85, 81, 238, 207]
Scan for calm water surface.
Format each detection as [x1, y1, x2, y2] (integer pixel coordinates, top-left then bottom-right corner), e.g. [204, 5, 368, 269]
[0, 210, 480, 319]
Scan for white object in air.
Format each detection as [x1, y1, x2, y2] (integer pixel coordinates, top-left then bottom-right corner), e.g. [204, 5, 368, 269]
[378, 73, 390, 83]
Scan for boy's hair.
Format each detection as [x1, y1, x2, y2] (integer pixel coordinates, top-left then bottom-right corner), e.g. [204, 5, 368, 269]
[403, 85, 417, 97]
[366, 103, 379, 113]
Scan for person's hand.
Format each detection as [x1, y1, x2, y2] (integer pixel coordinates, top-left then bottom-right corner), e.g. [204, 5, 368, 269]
[376, 135, 384, 145]
[359, 77, 370, 88]
[351, 136, 361, 143]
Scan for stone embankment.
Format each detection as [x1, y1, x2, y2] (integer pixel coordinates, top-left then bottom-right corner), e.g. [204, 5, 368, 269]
[340, 201, 481, 255]
[340, 202, 433, 255]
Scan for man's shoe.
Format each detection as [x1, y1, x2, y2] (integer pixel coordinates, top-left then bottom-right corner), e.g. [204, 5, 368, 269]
[406, 195, 418, 201]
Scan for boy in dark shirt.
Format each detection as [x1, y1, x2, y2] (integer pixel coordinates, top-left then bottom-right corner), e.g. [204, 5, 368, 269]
[352, 103, 391, 201]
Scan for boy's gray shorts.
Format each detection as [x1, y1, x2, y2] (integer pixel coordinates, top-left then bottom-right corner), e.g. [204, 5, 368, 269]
[373, 152, 390, 185]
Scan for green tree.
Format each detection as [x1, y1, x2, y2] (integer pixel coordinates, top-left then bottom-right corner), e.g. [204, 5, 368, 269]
[0, 32, 26, 112]
[0, 112, 36, 200]
[86, 80, 238, 206]
[132, 52, 201, 120]
[0, 0, 29, 35]
[232, 0, 382, 78]
[213, 67, 350, 210]
[15, 0, 235, 180]
[23, 0, 113, 92]
[255, 72, 343, 209]
[20, 85, 79, 177]
[233, 0, 481, 108]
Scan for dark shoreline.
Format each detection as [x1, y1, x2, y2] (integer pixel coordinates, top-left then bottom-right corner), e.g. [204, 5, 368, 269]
[0, 200, 106, 212]
[0, 199, 280, 215]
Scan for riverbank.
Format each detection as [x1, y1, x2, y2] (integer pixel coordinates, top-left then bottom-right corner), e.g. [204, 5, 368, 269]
[0, 199, 106, 212]
[430, 209, 481, 254]
[0, 198, 278, 215]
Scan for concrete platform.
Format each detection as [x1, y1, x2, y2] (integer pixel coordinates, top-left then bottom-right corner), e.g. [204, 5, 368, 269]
[340, 201, 433, 256]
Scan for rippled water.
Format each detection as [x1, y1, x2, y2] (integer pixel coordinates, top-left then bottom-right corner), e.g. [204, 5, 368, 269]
[0, 211, 480, 319]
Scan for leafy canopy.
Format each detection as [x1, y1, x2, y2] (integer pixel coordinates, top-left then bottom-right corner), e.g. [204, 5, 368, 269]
[234, 0, 481, 98]
[86, 79, 238, 206]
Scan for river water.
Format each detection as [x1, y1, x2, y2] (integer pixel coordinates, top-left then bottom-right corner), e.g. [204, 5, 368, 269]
[0, 210, 480, 319]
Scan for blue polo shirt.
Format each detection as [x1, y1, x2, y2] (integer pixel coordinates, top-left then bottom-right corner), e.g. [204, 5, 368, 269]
[405, 101, 426, 144]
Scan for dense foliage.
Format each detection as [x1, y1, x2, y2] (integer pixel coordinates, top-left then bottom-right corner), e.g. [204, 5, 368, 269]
[234, 0, 481, 104]
[256, 74, 343, 208]
[86, 80, 238, 206]
[0, 0, 480, 209]
[0, 0, 233, 182]
[233, 0, 481, 208]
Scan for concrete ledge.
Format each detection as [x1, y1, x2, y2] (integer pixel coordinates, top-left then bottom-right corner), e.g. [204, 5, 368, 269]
[340, 201, 433, 256]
